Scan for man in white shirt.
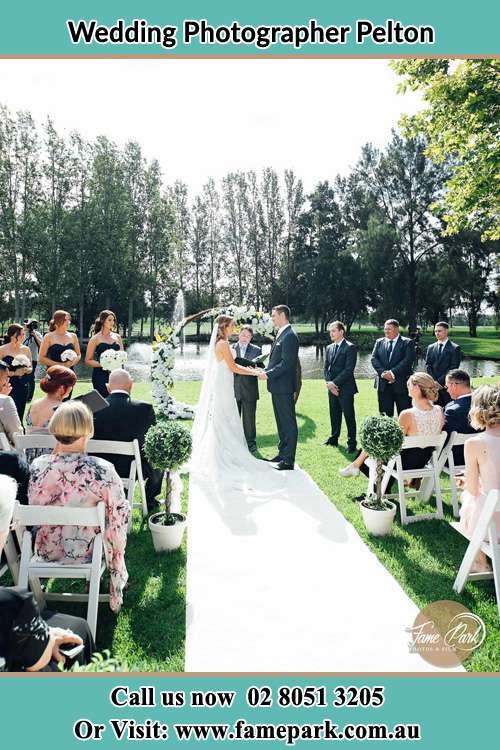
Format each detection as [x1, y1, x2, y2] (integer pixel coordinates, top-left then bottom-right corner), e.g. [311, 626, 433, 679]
[370, 318, 415, 416]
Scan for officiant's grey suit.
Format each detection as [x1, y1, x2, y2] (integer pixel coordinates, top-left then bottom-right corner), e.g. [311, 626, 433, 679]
[265, 325, 299, 465]
[232, 341, 261, 453]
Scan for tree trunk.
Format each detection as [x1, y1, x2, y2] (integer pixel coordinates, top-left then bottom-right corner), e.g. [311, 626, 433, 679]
[128, 298, 134, 343]
[468, 307, 478, 337]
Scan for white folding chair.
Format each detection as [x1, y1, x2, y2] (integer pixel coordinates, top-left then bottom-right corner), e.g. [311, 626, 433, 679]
[0, 530, 20, 584]
[14, 432, 56, 457]
[87, 439, 148, 523]
[417, 431, 476, 517]
[441, 432, 476, 518]
[0, 432, 11, 451]
[378, 432, 447, 525]
[13, 501, 109, 640]
[452, 490, 500, 623]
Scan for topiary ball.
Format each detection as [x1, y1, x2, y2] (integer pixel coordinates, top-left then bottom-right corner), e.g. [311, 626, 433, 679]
[359, 415, 404, 462]
[144, 420, 192, 472]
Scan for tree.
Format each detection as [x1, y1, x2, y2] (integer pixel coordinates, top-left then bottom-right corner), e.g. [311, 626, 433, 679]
[353, 131, 446, 331]
[170, 180, 190, 291]
[222, 171, 248, 303]
[202, 178, 221, 307]
[393, 59, 500, 240]
[122, 141, 147, 339]
[283, 169, 304, 304]
[244, 170, 263, 307]
[260, 167, 284, 307]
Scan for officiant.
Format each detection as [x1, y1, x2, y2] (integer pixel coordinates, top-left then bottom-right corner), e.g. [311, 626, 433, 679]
[232, 325, 261, 454]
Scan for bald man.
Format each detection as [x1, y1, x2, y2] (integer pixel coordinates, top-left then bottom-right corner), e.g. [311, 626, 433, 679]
[92, 370, 163, 511]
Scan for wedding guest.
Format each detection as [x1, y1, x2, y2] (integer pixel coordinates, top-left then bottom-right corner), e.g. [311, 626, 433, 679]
[38, 311, 81, 398]
[92, 369, 163, 511]
[85, 309, 124, 398]
[323, 321, 358, 453]
[339, 373, 443, 481]
[425, 321, 461, 406]
[0, 361, 22, 447]
[23, 319, 42, 403]
[25, 366, 77, 463]
[370, 319, 415, 417]
[232, 325, 261, 454]
[443, 369, 478, 465]
[0, 324, 32, 422]
[0, 476, 94, 671]
[0, 452, 30, 504]
[457, 384, 500, 573]
[28, 401, 129, 612]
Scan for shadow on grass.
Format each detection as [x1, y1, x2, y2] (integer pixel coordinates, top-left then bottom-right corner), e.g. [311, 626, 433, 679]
[257, 412, 317, 452]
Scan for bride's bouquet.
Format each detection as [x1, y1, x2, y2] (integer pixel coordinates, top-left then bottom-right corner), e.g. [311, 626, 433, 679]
[99, 349, 128, 372]
[60, 349, 78, 364]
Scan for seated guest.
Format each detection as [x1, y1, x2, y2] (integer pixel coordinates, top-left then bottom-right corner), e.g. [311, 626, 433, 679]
[29, 401, 129, 612]
[93, 369, 163, 511]
[0, 451, 29, 504]
[458, 384, 500, 572]
[25, 366, 77, 463]
[0, 475, 94, 672]
[339, 373, 443, 480]
[425, 322, 462, 406]
[0, 361, 22, 447]
[443, 369, 478, 465]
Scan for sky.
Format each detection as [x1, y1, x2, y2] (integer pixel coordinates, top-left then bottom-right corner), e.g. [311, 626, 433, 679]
[0, 59, 423, 196]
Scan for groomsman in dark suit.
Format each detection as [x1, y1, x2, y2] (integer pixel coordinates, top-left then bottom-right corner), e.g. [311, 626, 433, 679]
[425, 321, 462, 406]
[232, 325, 261, 454]
[370, 319, 415, 417]
[93, 369, 163, 510]
[323, 321, 358, 453]
[443, 369, 478, 465]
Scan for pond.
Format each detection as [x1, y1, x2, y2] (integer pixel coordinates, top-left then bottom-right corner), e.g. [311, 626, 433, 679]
[70, 342, 500, 383]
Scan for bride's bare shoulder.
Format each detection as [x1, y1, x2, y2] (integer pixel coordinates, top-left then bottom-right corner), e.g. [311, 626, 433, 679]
[215, 339, 229, 360]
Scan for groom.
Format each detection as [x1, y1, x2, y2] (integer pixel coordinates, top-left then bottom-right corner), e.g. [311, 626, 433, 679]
[258, 305, 299, 470]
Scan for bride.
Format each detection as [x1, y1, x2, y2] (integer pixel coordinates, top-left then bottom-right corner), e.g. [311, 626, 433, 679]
[190, 315, 283, 490]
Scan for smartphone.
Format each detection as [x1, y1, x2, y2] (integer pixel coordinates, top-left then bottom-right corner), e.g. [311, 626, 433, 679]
[59, 643, 84, 659]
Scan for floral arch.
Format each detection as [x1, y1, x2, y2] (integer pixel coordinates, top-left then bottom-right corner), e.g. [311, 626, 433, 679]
[151, 305, 274, 419]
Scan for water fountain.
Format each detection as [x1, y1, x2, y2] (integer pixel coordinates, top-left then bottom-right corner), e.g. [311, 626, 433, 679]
[173, 289, 186, 353]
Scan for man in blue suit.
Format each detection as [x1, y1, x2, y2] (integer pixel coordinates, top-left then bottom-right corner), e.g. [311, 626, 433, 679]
[323, 320, 358, 452]
[443, 369, 478, 465]
[370, 319, 415, 416]
[258, 305, 299, 470]
[425, 321, 461, 406]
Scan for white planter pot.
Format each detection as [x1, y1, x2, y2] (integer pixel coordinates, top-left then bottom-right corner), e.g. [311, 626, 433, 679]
[360, 500, 397, 536]
[149, 512, 186, 552]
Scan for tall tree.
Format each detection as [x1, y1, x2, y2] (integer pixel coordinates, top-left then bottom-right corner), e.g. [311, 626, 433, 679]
[354, 131, 445, 330]
[222, 171, 248, 302]
[202, 178, 221, 307]
[123, 141, 146, 340]
[283, 169, 304, 304]
[244, 170, 263, 307]
[393, 59, 500, 240]
[170, 180, 191, 292]
[260, 167, 284, 306]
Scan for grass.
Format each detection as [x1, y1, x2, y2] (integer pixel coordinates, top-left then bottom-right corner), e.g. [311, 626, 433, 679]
[32, 376, 500, 672]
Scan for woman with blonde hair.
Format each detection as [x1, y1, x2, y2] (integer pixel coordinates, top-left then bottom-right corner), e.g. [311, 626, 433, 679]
[38, 311, 81, 392]
[28, 401, 129, 612]
[458, 383, 500, 572]
[340, 372, 444, 479]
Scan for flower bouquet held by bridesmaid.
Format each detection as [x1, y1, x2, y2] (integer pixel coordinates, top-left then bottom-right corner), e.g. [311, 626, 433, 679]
[0, 323, 33, 422]
[38, 310, 81, 401]
[85, 310, 125, 398]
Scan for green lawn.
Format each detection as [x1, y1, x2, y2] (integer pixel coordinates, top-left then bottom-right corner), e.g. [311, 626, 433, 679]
[39, 377, 499, 672]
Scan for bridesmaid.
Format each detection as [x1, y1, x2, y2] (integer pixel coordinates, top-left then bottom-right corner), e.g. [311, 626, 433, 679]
[39, 311, 81, 400]
[0, 324, 33, 422]
[85, 310, 124, 397]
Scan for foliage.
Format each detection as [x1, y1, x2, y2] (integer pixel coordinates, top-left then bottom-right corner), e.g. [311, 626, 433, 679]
[65, 650, 128, 672]
[360, 415, 404, 509]
[144, 420, 192, 474]
[393, 59, 500, 240]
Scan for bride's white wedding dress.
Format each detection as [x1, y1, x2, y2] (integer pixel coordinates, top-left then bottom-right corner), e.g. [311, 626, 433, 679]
[190, 326, 283, 494]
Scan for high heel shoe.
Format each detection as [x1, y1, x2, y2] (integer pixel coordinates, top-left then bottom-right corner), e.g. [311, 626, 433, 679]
[338, 465, 360, 478]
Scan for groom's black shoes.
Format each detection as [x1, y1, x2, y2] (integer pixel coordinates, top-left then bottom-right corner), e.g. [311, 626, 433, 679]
[260, 454, 283, 463]
[275, 461, 294, 471]
[322, 437, 338, 447]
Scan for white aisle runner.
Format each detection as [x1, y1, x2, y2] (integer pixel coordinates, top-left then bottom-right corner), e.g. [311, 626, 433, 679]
[185, 466, 453, 672]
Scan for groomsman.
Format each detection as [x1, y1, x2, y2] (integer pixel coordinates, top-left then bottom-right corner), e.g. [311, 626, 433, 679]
[323, 321, 358, 453]
[425, 321, 461, 406]
[232, 325, 261, 454]
[371, 318, 415, 416]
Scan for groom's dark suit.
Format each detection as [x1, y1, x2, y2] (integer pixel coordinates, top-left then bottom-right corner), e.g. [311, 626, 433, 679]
[265, 325, 299, 465]
[324, 338, 358, 450]
[371, 335, 415, 416]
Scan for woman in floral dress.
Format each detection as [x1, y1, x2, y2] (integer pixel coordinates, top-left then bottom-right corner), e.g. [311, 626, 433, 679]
[28, 401, 129, 612]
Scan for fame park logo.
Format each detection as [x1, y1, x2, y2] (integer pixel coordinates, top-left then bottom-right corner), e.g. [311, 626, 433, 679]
[407, 600, 486, 668]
